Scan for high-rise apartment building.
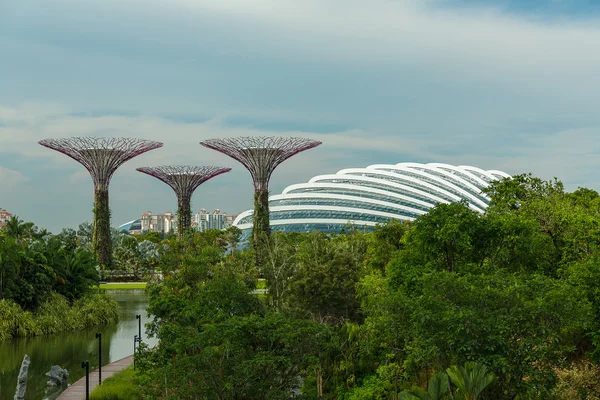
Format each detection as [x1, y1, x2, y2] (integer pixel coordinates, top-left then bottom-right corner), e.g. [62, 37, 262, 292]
[193, 209, 234, 232]
[119, 209, 235, 234]
[140, 211, 177, 234]
[0, 208, 13, 229]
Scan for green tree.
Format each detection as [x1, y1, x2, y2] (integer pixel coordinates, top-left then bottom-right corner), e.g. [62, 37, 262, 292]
[399, 202, 482, 273]
[400, 372, 449, 400]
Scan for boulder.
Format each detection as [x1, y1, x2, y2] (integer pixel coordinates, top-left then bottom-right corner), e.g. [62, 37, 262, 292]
[14, 354, 30, 400]
[46, 365, 69, 386]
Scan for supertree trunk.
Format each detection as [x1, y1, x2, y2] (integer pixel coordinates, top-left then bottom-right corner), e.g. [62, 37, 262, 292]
[253, 187, 271, 264]
[93, 185, 112, 268]
[177, 194, 192, 236]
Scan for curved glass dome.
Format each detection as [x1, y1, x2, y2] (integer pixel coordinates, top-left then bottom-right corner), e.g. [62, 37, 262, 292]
[118, 219, 142, 233]
[233, 162, 510, 239]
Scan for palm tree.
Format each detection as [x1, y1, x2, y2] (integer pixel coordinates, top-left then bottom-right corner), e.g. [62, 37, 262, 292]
[0, 236, 21, 299]
[400, 372, 449, 400]
[446, 362, 495, 400]
[2, 216, 37, 240]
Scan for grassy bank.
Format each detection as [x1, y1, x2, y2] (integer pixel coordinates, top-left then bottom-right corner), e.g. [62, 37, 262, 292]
[0, 293, 120, 340]
[98, 283, 147, 290]
[90, 367, 141, 400]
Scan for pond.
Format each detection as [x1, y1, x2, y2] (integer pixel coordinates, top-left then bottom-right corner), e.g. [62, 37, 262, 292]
[0, 290, 157, 400]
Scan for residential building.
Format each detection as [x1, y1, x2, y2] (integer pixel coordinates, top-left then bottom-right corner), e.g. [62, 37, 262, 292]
[193, 209, 233, 232]
[0, 208, 13, 229]
[119, 209, 235, 234]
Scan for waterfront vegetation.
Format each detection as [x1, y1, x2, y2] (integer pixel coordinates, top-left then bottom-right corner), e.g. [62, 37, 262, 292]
[0, 293, 119, 340]
[0, 218, 120, 340]
[127, 173, 600, 399]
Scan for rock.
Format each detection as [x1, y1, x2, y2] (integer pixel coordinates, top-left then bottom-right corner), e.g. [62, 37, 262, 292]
[14, 354, 30, 400]
[46, 365, 69, 386]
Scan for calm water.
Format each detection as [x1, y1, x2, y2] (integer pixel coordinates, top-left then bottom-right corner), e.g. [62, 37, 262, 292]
[0, 290, 157, 400]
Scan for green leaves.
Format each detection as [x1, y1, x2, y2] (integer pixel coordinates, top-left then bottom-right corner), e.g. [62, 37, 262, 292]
[400, 372, 450, 400]
[446, 362, 495, 400]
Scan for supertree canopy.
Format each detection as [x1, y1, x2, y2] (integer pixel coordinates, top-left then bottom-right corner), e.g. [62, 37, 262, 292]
[136, 165, 232, 236]
[200, 136, 322, 264]
[39, 137, 163, 268]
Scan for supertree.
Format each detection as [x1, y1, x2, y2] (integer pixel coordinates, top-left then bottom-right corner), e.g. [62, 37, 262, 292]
[39, 137, 163, 268]
[200, 136, 322, 264]
[136, 165, 232, 236]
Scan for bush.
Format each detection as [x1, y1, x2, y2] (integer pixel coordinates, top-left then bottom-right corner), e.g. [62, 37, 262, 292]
[36, 293, 73, 334]
[90, 368, 142, 400]
[0, 293, 119, 340]
[553, 358, 600, 400]
[72, 294, 120, 328]
[0, 299, 23, 340]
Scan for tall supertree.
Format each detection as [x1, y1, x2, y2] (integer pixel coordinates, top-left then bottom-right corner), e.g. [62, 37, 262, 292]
[136, 165, 232, 236]
[39, 137, 163, 268]
[200, 136, 322, 264]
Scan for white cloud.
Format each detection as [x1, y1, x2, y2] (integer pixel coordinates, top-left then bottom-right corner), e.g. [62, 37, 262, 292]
[0, 166, 29, 186]
[2, 1, 600, 230]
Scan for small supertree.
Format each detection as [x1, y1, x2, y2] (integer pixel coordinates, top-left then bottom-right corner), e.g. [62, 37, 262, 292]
[200, 136, 322, 264]
[136, 166, 231, 236]
[39, 137, 163, 268]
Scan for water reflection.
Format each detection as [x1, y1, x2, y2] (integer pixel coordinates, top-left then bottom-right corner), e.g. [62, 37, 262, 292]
[0, 290, 156, 400]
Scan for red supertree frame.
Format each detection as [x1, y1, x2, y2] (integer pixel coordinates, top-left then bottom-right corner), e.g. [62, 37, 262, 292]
[39, 137, 163, 268]
[136, 165, 231, 236]
[200, 136, 322, 264]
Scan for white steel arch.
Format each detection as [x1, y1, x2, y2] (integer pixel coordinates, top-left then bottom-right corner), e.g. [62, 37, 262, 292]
[269, 193, 427, 217]
[308, 174, 453, 208]
[282, 182, 436, 209]
[366, 164, 489, 210]
[235, 205, 406, 225]
[235, 218, 385, 232]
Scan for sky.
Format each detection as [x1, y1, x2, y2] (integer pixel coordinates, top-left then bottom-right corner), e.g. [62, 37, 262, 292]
[1, 0, 600, 233]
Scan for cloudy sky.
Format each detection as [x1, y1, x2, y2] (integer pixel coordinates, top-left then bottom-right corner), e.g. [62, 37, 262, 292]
[1, 0, 600, 232]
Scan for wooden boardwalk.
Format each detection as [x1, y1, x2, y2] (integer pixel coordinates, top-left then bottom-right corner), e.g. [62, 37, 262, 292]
[57, 355, 134, 399]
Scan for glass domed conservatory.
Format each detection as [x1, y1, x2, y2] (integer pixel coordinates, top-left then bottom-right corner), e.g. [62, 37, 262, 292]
[232, 162, 510, 239]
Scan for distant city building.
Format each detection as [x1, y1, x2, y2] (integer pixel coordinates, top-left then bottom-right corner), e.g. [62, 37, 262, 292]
[119, 209, 235, 234]
[118, 211, 177, 235]
[141, 211, 177, 234]
[0, 208, 13, 229]
[193, 209, 235, 232]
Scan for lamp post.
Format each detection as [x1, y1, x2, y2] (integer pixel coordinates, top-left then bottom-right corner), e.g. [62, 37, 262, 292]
[133, 335, 141, 370]
[95, 333, 102, 385]
[136, 314, 142, 340]
[81, 360, 90, 400]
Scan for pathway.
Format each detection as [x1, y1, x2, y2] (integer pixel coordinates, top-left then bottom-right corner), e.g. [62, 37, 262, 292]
[57, 355, 134, 400]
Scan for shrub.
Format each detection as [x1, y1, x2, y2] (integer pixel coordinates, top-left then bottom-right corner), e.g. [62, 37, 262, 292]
[0, 293, 119, 340]
[36, 293, 73, 334]
[73, 294, 120, 328]
[553, 358, 600, 400]
[0, 299, 22, 340]
[90, 368, 142, 400]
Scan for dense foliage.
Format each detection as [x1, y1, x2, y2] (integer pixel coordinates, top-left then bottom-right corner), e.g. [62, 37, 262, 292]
[0, 217, 119, 339]
[115, 174, 600, 397]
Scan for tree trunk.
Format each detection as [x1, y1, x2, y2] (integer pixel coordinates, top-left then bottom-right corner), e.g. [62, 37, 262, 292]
[93, 186, 113, 269]
[253, 188, 270, 266]
[177, 195, 192, 237]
